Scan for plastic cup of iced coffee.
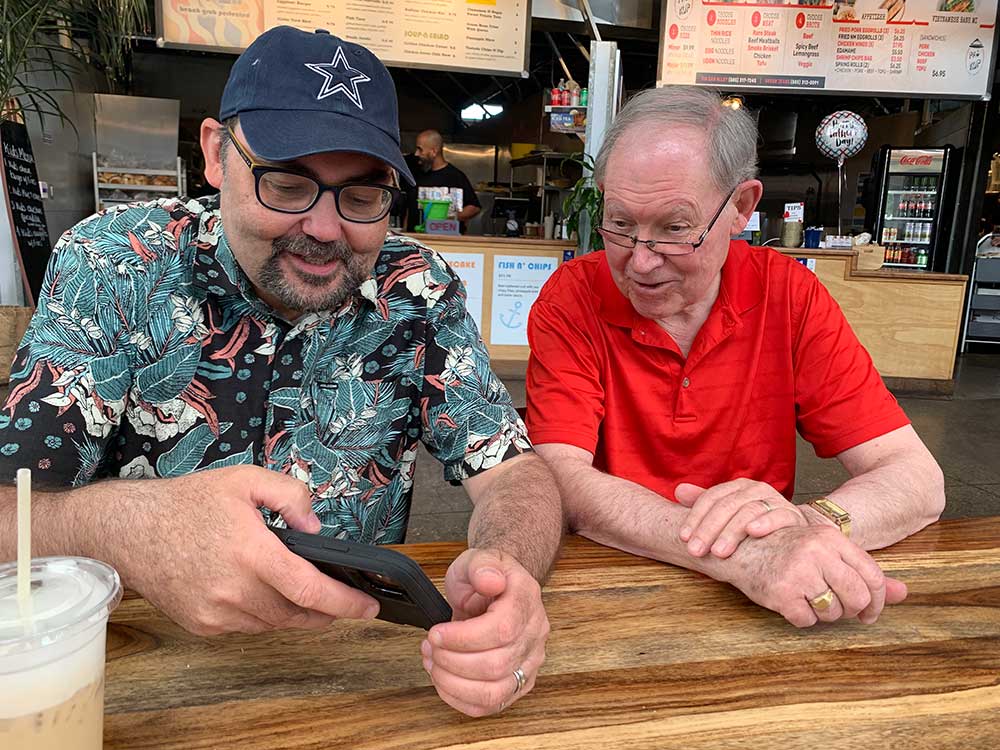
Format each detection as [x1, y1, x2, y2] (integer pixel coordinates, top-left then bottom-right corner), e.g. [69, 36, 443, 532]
[0, 557, 122, 750]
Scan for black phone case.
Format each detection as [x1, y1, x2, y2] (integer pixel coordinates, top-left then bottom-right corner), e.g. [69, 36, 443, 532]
[270, 526, 452, 630]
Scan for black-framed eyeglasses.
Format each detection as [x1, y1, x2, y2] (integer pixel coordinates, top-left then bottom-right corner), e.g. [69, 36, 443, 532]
[226, 126, 401, 223]
[597, 185, 738, 256]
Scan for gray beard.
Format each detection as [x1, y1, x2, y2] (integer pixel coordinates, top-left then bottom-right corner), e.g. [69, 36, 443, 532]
[258, 234, 368, 314]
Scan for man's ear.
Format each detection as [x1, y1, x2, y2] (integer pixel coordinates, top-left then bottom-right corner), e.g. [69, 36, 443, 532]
[730, 179, 764, 235]
[201, 118, 225, 189]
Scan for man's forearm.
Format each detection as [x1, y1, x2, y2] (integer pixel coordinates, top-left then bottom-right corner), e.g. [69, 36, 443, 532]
[0, 481, 145, 574]
[819, 457, 945, 550]
[466, 453, 564, 583]
[550, 460, 748, 585]
[2, 484, 95, 561]
[458, 205, 480, 222]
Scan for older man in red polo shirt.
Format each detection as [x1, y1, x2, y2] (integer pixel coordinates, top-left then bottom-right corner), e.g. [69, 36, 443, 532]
[526, 85, 945, 628]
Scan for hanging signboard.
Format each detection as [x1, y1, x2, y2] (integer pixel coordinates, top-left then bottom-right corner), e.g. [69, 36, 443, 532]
[158, 0, 531, 77]
[658, 0, 998, 99]
[1, 120, 49, 306]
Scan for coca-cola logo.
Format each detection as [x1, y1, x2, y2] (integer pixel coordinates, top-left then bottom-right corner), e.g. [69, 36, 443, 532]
[899, 155, 933, 166]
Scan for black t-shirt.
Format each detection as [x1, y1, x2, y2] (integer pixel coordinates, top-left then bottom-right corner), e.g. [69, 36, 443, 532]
[405, 163, 481, 231]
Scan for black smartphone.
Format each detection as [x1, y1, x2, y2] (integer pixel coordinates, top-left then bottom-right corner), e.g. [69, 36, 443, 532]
[270, 526, 452, 630]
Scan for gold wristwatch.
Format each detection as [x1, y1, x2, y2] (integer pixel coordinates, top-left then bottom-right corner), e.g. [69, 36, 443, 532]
[808, 497, 851, 538]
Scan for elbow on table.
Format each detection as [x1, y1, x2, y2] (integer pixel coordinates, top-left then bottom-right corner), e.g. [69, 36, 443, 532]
[924, 459, 946, 526]
[550, 486, 587, 535]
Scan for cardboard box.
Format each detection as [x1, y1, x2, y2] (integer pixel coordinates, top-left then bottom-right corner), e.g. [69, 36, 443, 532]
[0, 306, 33, 385]
[856, 244, 885, 271]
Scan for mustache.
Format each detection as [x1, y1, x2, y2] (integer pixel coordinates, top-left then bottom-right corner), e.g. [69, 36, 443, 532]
[271, 235, 353, 263]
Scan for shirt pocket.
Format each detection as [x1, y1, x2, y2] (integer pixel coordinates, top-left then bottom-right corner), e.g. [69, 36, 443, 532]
[307, 379, 413, 484]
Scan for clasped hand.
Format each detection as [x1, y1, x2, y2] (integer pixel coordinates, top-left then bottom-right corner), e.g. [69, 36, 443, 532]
[675, 480, 906, 626]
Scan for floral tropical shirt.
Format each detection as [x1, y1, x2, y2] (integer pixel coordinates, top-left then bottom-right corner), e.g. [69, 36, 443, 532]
[0, 196, 530, 543]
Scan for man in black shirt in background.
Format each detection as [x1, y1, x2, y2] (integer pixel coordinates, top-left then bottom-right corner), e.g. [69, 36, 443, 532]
[406, 130, 482, 232]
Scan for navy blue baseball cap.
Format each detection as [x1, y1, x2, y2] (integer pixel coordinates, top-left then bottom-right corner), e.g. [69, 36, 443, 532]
[220, 26, 414, 186]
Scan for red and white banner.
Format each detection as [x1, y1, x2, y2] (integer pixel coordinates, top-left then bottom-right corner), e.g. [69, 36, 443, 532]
[659, 0, 998, 99]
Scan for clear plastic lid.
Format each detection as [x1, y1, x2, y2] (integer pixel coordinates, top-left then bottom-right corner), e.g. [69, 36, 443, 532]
[0, 557, 122, 659]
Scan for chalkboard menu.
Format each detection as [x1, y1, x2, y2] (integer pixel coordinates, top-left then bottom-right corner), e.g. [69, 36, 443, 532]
[1, 120, 50, 305]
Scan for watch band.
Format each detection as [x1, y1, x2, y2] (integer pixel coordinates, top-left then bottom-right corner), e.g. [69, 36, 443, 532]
[808, 497, 852, 538]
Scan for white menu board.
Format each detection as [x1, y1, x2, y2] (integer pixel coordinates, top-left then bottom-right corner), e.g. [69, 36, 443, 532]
[159, 0, 529, 76]
[658, 0, 997, 99]
[489, 255, 558, 346]
[438, 252, 485, 334]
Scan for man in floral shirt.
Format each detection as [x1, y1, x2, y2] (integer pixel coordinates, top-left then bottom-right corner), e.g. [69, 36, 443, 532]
[0, 27, 562, 718]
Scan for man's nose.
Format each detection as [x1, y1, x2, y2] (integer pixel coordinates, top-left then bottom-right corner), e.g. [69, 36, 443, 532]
[298, 191, 346, 244]
[629, 242, 664, 275]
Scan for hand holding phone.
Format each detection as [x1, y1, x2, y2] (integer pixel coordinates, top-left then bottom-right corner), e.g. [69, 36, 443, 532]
[269, 526, 452, 630]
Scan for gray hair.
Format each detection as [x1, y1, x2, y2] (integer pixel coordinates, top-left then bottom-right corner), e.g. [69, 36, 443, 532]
[594, 86, 759, 192]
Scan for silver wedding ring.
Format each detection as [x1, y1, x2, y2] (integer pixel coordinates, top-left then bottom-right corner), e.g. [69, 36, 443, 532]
[512, 667, 527, 695]
[760, 499, 774, 512]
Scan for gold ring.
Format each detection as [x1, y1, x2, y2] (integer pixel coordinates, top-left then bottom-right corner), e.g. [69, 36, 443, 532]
[760, 499, 774, 513]
[809, 588, 835, 611]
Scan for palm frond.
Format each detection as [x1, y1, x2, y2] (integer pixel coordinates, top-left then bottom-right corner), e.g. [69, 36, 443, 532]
[1, 0, 150, 127]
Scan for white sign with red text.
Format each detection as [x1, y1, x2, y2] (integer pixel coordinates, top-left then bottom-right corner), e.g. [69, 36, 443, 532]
[438, 252, 485, 334]
[887, 149, 946, 174]
[659, 0, 997, 98]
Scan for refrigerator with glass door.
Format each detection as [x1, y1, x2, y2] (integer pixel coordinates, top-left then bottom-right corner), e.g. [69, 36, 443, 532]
[873, 146, 955, 271]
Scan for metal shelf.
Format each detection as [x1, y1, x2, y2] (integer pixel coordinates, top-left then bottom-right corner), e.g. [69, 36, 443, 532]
[93, 153, 186, 213]
[97, 166, 177, 176]
[961, 254, 1000, 350]
[544, 105, 588, 113]
[98, 183, 179, 192]
[884, 216, 933, 221]
[509, 152, 581, 168]
[887, 190, 937, 195]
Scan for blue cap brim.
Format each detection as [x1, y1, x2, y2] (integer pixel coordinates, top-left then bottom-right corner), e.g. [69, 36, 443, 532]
[239, 109, 415, 186]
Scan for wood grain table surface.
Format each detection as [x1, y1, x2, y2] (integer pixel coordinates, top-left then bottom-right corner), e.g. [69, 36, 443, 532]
[104, 517, 1000, 749]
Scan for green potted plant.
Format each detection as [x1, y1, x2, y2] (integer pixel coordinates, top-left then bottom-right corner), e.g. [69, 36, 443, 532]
[1, 0, 149, 127]
[561, 152, 604, 253]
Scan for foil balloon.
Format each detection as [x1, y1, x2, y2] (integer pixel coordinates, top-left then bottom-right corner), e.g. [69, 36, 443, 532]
[816, 111, 868, 233]
[815, 110, 868, 164]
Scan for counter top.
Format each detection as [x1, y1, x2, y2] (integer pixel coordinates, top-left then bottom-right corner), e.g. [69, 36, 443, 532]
[773, 245, 857, 258]
[851, 268, 969, 282]
[401, 232, 573, 248]
[773, 246, 968, 283]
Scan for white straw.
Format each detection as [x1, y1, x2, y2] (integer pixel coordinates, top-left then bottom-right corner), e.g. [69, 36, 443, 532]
[16, 468, 32, 619]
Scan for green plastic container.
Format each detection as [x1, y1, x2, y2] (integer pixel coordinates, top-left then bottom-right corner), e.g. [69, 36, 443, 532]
[419, 199, 452, 222]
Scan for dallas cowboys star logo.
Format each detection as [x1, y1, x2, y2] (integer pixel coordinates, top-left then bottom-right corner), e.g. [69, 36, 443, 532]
[304, 46, 371, 110]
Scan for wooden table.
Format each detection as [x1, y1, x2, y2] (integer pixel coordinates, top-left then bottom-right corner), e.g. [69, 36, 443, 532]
[104, 517, 1000, 749]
